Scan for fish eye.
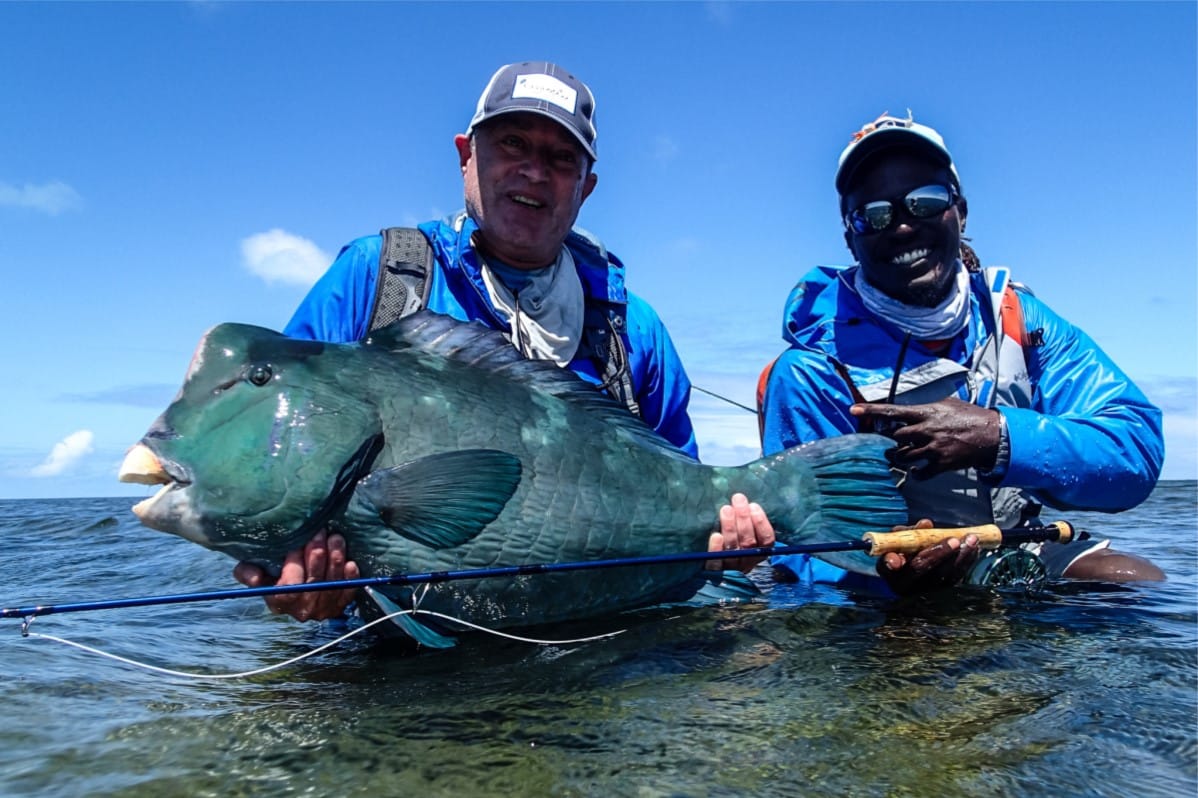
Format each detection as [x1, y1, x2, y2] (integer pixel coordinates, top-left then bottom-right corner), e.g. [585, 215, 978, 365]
[246, 365, 273, 386]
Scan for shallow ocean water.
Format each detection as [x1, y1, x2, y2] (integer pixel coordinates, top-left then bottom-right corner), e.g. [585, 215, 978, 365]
[1, 483, 1194, 797]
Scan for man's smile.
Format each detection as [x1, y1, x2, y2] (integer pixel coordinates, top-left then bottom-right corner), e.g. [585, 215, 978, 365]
[892, 248, 930, 266]
[510, 193, 545, 209]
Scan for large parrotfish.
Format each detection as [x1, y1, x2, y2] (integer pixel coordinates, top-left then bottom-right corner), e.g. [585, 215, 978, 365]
[119, 311, 906, 647]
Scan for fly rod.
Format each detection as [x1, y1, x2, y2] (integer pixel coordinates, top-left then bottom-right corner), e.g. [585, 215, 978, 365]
[1, 521, 1074, 620]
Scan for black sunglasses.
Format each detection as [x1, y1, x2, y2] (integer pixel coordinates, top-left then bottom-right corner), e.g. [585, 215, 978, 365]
[845, 184, 959, 235]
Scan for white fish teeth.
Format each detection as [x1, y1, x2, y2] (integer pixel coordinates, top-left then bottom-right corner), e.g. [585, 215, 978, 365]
[131, 482, 173, 520]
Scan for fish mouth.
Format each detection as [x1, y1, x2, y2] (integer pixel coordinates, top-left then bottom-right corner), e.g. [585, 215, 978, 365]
[118, 443, 191, 524]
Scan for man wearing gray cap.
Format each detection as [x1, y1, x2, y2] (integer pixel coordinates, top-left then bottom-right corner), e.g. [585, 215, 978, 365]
[233, 61, 776, 626]
[758, 112, 1164, 594]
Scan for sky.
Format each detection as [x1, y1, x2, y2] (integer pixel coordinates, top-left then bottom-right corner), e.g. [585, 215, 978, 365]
[2, 1, 1195, 501]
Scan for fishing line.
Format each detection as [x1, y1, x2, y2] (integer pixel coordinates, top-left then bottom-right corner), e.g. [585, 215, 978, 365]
[19, 608, 625, 681]
[691, 384, 757, 414]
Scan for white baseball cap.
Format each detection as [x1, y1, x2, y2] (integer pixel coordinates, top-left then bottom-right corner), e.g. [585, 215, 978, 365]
[835, 111, 960, 195]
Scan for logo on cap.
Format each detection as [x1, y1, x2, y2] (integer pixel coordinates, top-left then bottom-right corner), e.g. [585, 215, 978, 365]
[512, 74, 578, 115]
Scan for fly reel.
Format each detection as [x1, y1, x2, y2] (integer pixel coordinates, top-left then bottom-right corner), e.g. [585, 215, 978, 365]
[965, 547, 1048, 590]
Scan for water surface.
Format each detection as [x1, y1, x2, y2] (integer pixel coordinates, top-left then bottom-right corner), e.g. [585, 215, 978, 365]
[1, 484, 1195, 797]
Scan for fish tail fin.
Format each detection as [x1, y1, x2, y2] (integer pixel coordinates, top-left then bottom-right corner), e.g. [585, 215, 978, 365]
[740, 433, 908, 575]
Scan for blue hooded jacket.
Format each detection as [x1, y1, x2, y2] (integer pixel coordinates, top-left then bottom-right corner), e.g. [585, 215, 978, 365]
[760, 264, 1164, 585]
[284, 214, 698, 457]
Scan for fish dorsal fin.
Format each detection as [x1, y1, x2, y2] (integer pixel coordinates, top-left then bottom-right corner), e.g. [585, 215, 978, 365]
[365, 311, 690, 458]
[355, 449, 522, 549]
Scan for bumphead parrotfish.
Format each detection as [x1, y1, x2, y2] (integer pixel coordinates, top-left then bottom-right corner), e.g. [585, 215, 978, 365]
[120, 312, 906, 646]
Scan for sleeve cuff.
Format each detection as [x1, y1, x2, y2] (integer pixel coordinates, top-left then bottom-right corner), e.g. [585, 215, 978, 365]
[978, 410, 1010, 483]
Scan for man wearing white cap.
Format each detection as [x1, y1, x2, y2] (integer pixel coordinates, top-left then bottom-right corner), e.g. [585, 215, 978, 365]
[234, 62, 775, 625]
[758, 112, 1164, 593]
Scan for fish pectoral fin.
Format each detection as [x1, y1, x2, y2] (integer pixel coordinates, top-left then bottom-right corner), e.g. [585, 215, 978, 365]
[653, 570, 764, 607]
[363, 588, 458, 649]
[356, 449, 522, 549]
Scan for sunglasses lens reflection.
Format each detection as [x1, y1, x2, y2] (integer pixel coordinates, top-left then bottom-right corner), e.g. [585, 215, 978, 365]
[849, 184, 955, 233]
[862, 203, 894, 233]
[905, 185, 952, 218]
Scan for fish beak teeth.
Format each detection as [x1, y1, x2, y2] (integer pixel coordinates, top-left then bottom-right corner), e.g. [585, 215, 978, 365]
[120, 443, 181, 521]
[131, 482, 175, 520]
[119, 442, 199, 530]
[118, 444, 170, 485]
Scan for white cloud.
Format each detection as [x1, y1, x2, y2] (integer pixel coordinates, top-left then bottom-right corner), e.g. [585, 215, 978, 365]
[31, 430, 95, 477]
[240, 229, 331, 286]
[398, 208, 445, 228]
[0, 180, 82, 214]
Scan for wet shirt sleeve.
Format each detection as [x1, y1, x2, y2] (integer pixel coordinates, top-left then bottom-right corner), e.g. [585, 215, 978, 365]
[1000, 294, 1163, 511]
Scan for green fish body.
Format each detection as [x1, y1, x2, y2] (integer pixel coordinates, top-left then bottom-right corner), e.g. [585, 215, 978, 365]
[121, 312, 906, 642]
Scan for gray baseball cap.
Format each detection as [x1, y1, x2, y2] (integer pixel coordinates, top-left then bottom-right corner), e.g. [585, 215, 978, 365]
[466, 61, 598, 160]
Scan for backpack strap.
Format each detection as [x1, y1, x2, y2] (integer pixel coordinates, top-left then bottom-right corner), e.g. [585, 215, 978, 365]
[999, 284, 1026, 346]
[578, 301, 641, 418]
[368, 227, 435, 333]
[999, 283, 1046, 347]
[989, 267, 1044, 349]
[755, 357, 777, 444]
